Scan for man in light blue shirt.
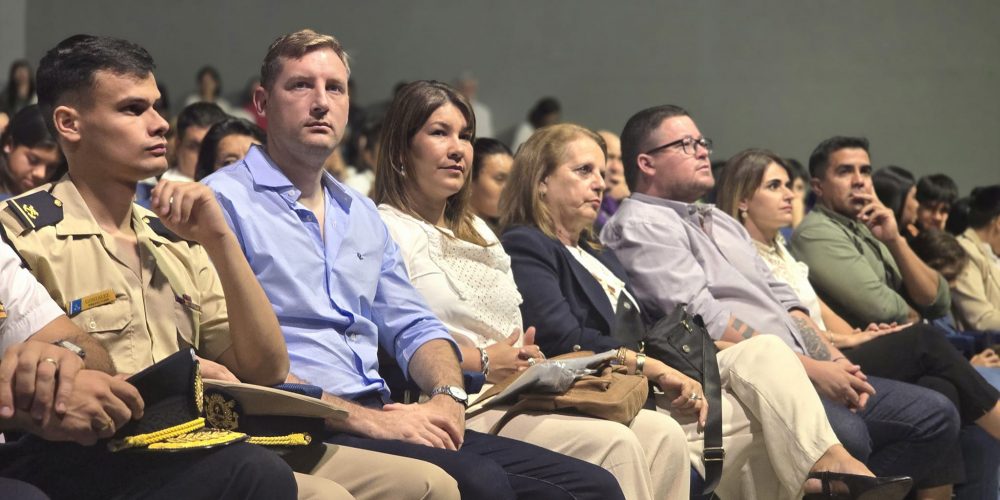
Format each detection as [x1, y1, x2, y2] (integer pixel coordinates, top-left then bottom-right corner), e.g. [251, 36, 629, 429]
[205, 29, 622, 500]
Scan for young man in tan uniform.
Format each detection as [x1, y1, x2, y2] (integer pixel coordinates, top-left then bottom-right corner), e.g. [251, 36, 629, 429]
[1, 34, 458, 500]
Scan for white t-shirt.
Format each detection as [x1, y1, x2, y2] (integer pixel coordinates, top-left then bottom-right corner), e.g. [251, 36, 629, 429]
[0, 241, 65, 354]
[378, 205, 524, 348]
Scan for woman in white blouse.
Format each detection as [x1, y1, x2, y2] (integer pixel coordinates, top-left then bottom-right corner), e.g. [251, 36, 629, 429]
[372, 81, 691, 500]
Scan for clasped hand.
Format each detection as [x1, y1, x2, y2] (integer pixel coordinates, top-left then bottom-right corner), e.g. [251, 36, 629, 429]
[808, 358, 875, 412]
[0, 340, 143, 445]
[375, 395, 466, 450]
[483, 327, 545, 384]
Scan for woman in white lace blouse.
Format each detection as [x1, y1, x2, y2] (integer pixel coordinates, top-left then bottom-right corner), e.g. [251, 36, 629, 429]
[371, 80, 692, 500]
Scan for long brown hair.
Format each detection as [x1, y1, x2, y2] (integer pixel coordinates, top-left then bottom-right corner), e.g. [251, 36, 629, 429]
[371, 80, 487, 246]
[499, 123, 606, 246]
[716, 148, 786, 220]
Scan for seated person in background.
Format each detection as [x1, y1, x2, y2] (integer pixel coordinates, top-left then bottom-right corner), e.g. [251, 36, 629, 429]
[595, 130, 628, 229]
[916, 174, 960, 232]
[791, 136, 952, 327]
[499, 123, 907, 500]
[948, 196, 973, 236]
[4, 33, 460, 500]
[0, 105, 65, 199]
[204, 30, 623, 500]
[194, 117, 264, 181]
[375, 82, 688, 500]
[136, 102, 228, 206]
[163, 102, 228, 181]
[341, 120, 378, 197]
[952, 185, 1000, 332]
[0, 241, 297, 500]
[601, 105, 959, 498]
[716, 149, 1000, 497]
[468, 137, 512, 231]
[872, 165, 919, 241]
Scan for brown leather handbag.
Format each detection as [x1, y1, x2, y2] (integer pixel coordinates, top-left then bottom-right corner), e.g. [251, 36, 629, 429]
[471, 351, 649, 434]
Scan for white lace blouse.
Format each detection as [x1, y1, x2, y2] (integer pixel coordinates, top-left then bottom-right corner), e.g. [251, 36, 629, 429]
[378, 204, 524, 348]
[752, 235, 827, 330]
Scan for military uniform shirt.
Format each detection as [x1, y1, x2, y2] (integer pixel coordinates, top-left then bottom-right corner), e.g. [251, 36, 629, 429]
[0, 177, 233, 374]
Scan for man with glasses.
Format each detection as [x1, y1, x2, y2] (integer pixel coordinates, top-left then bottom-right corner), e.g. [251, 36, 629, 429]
[602, 105, 959, 493]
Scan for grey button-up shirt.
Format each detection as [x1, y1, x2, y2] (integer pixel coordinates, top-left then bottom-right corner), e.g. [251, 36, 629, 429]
[600, 193, 810, 354]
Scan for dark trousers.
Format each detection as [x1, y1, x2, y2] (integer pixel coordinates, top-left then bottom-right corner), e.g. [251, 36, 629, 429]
[822, 375, 961, 489]
[327, 429, 625, 500]
[0, 439, 297, 500]
[844, 323, 1000, 424]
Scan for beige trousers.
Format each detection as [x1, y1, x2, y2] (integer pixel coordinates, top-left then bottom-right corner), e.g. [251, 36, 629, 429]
[288, 443, 460, 500]
[467, 407, 690, 500]
[660, 335, 840, 500]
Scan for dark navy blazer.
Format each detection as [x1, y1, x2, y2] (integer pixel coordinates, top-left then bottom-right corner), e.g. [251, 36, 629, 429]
[501, 225, 631, 356]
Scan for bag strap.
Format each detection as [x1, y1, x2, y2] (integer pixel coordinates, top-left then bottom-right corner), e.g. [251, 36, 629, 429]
[699, 325, 724, 495]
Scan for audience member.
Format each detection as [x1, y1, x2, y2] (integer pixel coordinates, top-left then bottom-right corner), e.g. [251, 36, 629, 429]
[6, 33, 460, 500]
[341, 120, 379, 196]
[717, 149, 1000, 497]
[512, 97, 560, 151]
[917, 174, 960, 232]
[469, 137, 512, 229]
[777, 157, 810, 242]
[184, 65, 235, 115]
[1, 60, 36, 115]
[953, 185, 1000, 331]
[872, 165, 919, 240]
[595, 130, 628, 228]
[792, 137, 952, 327]
[601, 105, 956, 497]
[167, 102, 228, 181]
[0, 112, 8, 138]
[0, 105, 65, 199]
[194, 117, 264, 180]
[204, 29, 624, 500]
[500, 123, 905, 499]
[911, 229, 970, 284]
[456, 73, 494, 138]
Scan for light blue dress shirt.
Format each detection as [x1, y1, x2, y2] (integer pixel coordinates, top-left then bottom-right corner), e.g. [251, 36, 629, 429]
[203, 145, 458, 401]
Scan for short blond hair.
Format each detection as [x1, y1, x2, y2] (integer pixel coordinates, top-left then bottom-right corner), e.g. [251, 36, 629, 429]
[499, 124, 606, 245]
[260, 29, 350, 89]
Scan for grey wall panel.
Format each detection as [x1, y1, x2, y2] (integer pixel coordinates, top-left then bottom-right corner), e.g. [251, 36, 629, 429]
[20, 0, 1000, 192]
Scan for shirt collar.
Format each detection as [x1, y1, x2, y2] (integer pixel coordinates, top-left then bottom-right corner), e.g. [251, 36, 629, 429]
[630, 193, 714, 220]
[50, 176, 177, 246]
[50, 176, 103, 237]
[814, 203, 861, 231]
[243, 144, 353, 212]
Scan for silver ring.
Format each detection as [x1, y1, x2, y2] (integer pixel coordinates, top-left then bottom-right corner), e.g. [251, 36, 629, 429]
[168, 196, 175, 205]
[40, 357, 59, 369]
[527, 358, 537, 367]
[688, 392, 699, 401]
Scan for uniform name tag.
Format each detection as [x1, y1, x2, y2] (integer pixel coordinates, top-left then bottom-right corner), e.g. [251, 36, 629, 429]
[68, 289, 116, 316]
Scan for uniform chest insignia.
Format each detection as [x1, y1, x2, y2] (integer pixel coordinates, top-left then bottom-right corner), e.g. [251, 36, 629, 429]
[6, 191, 64, 231]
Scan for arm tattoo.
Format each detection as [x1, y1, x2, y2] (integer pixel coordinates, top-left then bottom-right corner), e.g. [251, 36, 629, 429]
[731, 318, 759, 340]
[792, 316, 832, 360]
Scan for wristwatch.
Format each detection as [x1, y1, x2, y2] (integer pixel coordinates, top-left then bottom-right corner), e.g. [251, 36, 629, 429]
[430, 385, 469, 407]
[53, 339, 87, 360]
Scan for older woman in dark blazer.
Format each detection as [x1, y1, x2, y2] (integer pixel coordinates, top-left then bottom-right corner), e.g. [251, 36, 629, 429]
[499, 124, 908, 500]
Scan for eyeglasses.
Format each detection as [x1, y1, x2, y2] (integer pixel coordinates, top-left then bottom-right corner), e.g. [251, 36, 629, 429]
[644, 136, 713, 157]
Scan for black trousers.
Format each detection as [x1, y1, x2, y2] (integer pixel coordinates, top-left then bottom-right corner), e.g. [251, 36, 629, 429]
[327, 429, 625, 500]
[0, 439, 297, 500]
[844, 323, 999, 424]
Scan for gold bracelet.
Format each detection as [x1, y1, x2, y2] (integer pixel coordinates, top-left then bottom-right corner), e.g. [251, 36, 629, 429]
[616, 346, 628, 366]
